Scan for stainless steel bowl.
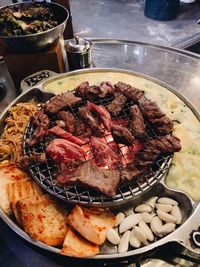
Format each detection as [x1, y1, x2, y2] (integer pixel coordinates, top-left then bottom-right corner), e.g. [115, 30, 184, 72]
[0, 2, 69, 52]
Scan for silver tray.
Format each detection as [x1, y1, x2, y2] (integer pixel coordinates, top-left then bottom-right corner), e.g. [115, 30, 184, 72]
[0, 68, 200, 262]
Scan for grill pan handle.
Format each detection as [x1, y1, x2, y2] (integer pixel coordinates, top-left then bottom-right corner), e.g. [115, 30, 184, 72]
[20, 70, 58, 92]
[173, 203, 200, 261]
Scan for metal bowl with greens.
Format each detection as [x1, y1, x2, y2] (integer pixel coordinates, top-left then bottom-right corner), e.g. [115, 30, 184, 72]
[0, 2, 69, 51]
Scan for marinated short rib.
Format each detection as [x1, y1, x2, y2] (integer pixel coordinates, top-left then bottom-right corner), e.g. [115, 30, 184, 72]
[114, 82, 144, 103]
[120, 164, 143, 183]
[58, 111, 84, 136]
[46, 138, 85, 164]
[106, 92, 127, 116]
[44, 92, 82, 114]
[87, 102, 112, 131]
[79, 106, 104, 137]
[134, 135, 181, 170]
[130, 105, 146, 140]
[58, 111, 76, 134]
[90, 137, 120, 168]
[48, 126, 85, 146]
[111, 125, 135, 146]
[57, 160, 120, 196]
[139, 98, 173, 135]
[26, 111, 50, 146]
[75, 81, 114, 99]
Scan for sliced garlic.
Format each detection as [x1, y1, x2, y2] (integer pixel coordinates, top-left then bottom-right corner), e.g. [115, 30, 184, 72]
[139, 220, 154, 242]
[134, 226, 148, 245]
[155, 203, 173, 213]
[107, 228, 120, 245]
[129, 228, 141, 248]
[135, 204, 152, 213]
[118, 231, 130, 253]
[157, 197, 178, 206]
[157, 223, 176, 235]
[141, 212, 153, 223]
[119, 214, 142, 233]
[150, 216, 163, 237]
[115, 212, 125, 227]
[157, 210, 177, 223]
[171, 205, 182, 225]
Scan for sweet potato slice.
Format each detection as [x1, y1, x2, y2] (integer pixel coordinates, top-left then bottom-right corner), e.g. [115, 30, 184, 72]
[67, 205, 116, 245]
[61, 227, 99, 257]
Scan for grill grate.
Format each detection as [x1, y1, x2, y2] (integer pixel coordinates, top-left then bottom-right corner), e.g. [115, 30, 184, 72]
[23, 92, 172, 207]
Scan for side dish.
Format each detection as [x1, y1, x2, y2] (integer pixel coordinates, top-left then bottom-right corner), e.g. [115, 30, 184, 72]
[0, 3, 58, 36]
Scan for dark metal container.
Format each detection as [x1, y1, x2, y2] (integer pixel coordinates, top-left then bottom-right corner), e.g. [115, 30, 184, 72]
[0, 2, 69, 52]
[144, 0, 180, 21]
[64, 37, 93, 71]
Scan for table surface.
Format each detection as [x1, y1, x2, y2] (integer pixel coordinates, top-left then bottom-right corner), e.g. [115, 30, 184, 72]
[71, 0, 200, 49]
[1, 40, 200, 266]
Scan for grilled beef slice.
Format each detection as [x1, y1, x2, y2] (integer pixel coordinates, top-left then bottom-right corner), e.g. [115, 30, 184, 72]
[57, 160, 120, 196]
[134, 135, 181, 170]
[46, 138, 85, 164]
[75, 81, 114, 99]
[87, 102, 112, 131]
[26, 111, 50, 146]
[90, 137, 120, 169]
[139, 98, 173, 135]
[44, 92, 82, 114]
[130, 105, 146, 140]
[106, 92, 127, 116]
[79, 106, 104, 137]
[48, 126, 85, 146]
[120, 164, 143, 183]
[59, 111, 84, 136]
[111, 125, 135, 146]
[114, 82, 144, 103]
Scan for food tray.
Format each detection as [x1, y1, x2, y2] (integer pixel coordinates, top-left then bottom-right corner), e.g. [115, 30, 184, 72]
[0, 68, 200, 262]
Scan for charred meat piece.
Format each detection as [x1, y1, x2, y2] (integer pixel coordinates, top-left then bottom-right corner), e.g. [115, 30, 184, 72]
[48, 126, 86, 146]
[120, 164, 143, 183]
[115, 82, 144, 103]
[106, 92, 127, 116]
[130, 105, 146, 140]
[57, 160, 120, 196]
[58, 111, 84, 136]
[59, 111, 76, 134]
[75, 81, 114, 99]
[139, 98, 173, 135]
[90, 137, 120, 168]
[44, 92, 82, 114]
[87, 102, 112, 131]
[74, 81, 90, 98]
[146, 135, 181, 153]
[46, 138, 85, 164]
[134, 135, 181, 170]
[79, 106, 104, 137]
[93, 81, 114, 98]
[111, 125, 135, 146]
[20, 152, 46, 168]
[26, 111, 50, 146]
